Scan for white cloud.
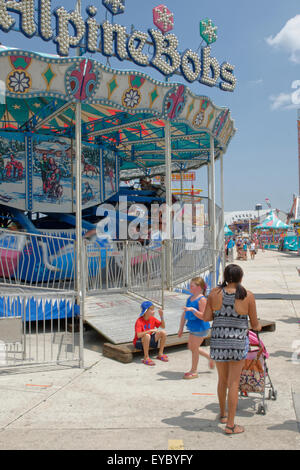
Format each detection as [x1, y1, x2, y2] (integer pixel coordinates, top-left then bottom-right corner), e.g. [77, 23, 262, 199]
[269, 93, 291, 110]
[269, 91, 299, 110]
[266, 15, 300, 63]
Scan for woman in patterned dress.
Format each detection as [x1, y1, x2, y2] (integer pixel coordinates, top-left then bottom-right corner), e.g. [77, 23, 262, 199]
[203, 264, 261, 435]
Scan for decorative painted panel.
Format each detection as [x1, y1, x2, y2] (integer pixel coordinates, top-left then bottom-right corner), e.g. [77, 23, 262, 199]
[81, 143, 102, 209]
[102, 148, 117, 201]
[31, 134, 73, 213]
[0, 131, 26, 210]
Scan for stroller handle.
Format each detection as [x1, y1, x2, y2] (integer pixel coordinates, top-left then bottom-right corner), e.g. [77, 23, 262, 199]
[249, 328, 261, 342]
[248, 329, 269, 359]
[250, 328, 260, 335]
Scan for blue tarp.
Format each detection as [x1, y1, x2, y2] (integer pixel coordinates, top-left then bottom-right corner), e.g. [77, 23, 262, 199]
[0, 296, 79, 321]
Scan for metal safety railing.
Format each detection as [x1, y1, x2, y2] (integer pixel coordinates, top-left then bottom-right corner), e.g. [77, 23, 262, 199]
[85, 239, 164, 306]
[215, 204, 223, 252]
[216, 249, 224, 285]
[85, 233, 222, 303]
[127, 241, 164, 307]
[85, 240, 126, 292]
[0, 291, 81, 370]
[171, 240, 215, 286]
[0, 228, 76, 291]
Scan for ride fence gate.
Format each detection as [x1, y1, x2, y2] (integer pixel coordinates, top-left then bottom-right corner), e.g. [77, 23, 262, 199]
[85, 240, 165, 307]
[0, 228, 82, 372]
[0, 292, 81, 371]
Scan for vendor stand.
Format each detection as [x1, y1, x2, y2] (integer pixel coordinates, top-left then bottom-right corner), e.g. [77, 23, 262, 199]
[255, 211, 289, 250]
[291, 219, 300, 255]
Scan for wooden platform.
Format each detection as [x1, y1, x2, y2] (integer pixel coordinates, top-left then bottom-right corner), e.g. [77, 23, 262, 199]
[84, 290, 190, 344]
[102, 319, 275, 363]
[259, 319, 276, 332]
[102, 332, 206, 364]
[84, 289, 276, 362]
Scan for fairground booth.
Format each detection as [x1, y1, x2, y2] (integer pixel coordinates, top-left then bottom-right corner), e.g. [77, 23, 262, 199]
[255, 211, 289, 250]
[288, 196, 300, 254]
[0, 1, 236, 370]
[291, 218, 300, 255]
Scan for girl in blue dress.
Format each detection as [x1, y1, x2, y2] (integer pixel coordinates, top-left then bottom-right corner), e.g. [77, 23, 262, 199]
[178, 277, 215, 379]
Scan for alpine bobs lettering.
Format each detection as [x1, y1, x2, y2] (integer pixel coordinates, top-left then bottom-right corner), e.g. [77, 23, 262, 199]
[0, 0, 236, 91]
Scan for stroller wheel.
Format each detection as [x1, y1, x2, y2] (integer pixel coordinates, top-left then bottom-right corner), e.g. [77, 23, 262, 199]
[257, 404, 267, 415]
[268, 389, 277, 401]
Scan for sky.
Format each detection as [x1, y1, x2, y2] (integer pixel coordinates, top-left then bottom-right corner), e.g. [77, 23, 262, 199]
[1, 0, 300, 212]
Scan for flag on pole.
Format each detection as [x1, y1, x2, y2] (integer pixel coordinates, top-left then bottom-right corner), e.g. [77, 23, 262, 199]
[265, 198, 272, 209]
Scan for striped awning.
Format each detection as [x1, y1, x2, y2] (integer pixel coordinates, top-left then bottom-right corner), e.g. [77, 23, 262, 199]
[0, 48, 236, 178]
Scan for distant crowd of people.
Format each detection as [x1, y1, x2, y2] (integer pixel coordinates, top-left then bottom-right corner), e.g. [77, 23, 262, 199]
[225, 233, 265, 262]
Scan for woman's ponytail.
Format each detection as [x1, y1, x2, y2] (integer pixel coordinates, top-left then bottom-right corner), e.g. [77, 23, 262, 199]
[221, 264, 247, 300]
[235, 283, 247, 300]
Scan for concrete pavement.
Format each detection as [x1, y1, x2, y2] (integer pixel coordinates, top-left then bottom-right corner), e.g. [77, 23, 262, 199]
[0, 249, 299, 450]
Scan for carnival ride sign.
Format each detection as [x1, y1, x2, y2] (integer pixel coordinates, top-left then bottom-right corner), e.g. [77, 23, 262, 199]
[154, 173, 196, 182]
[0, 1, 236, 92]
[172, 173, 196, 181]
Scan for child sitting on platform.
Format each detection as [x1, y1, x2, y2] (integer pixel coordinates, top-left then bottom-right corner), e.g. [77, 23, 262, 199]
[133, 301, 168, 366]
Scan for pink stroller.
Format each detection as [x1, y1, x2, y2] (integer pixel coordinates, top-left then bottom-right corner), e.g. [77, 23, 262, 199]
[239, 330, 277, 415]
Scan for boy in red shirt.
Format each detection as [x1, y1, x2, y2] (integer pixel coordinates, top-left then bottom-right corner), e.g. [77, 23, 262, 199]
[133, 301, 168, 366]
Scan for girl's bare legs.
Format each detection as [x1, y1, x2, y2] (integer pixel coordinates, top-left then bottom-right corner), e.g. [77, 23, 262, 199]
[198, 340, 215, 369]
[187, 334, 202, 373]
[187, 336, 214, 373]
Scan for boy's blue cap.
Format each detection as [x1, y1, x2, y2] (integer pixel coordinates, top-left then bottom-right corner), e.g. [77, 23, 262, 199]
[140, 301, 153, 317]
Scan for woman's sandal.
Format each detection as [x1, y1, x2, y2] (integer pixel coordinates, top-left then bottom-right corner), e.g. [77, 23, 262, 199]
[225, 424, 245, 435]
